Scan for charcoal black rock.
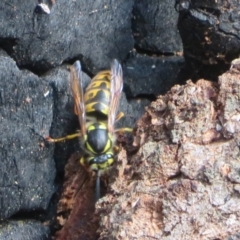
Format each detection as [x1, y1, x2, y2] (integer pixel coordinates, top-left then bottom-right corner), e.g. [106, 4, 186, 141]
[177, 0, 240, 79]
[0, 0, 134, 73]
[116, 93, 150, 130]
[123, 53, 185, 97]
[44, 65, 91, 172]
[132, 0, 183, 53]
[0, 220, 50, 240]
[0, 50, 55, 219]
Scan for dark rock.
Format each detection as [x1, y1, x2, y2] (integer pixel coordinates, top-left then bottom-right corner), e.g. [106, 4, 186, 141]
[0, 0, 134, 73]
[132, 0, 183, 53]
[123, 53, 185, 97]
[44, 65, 91, 172]
[0, 220, 50, 240]
[177, 0, 240, 79]
[117, 94, 150, 130]
[0, 50, 55, 219]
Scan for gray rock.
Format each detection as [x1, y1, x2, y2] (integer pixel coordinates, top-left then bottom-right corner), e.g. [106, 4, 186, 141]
[178, 0, 240, 79]
[43, 64, 91, 172]
[0, 50, 55, 219]
[0, 0, 134, 73]
[0, 220, 50, 240]
[124, 53, 185, 97]
[117, 94, 150, 129]
[132, 0, 183, 53]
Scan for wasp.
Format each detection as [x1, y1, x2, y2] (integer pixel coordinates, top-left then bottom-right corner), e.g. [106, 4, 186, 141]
[47, 60, 132, 176]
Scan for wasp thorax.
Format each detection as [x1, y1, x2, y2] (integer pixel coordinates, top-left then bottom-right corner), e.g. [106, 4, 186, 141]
[85, 122, 112, 154]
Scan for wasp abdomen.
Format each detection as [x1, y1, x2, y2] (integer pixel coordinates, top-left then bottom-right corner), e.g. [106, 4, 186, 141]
[84, 71, 111, 115]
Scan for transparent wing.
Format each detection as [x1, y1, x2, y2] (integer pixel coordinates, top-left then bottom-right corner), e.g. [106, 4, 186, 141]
[108, 59, 123, 133]
[70, 61, 86, 135]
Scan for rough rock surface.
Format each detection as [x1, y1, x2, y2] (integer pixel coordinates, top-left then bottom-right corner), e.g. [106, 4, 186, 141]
[132, 0, 183, 53]
[0, 0, 134, 73]
[0, 0, 184, 95]
[177, 0, 240, 80]
[44, 65, 92, 172]
[0, 50, 55, 220]
[124, 53, 185, 97]
[0, 220, 50, 240]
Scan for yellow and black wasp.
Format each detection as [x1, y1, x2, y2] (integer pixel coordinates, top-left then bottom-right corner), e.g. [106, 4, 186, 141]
[47, 59, 131, 183]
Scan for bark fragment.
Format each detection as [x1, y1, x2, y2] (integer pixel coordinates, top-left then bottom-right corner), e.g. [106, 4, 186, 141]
[95, 63, 240, 239]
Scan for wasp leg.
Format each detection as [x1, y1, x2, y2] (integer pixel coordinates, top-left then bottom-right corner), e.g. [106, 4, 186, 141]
[114, 127, 133, 134]
[115, 112, 124, 122]
[46, 132, 81, 143]
[80, 156, 85, 166]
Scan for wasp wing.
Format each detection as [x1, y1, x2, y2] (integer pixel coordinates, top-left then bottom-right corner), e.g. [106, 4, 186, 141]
[108, 59, 123, 134]
[70, 61, 86, 135]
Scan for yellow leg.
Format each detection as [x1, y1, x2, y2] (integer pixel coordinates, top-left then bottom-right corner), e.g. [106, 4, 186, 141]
[115, 112, 124, 122]
[80, 156, 85, 165]
[46, 132, 81, 143]
[114, 127, 133, 134]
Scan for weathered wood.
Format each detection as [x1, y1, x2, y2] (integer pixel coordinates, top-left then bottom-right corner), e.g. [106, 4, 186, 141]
[93, 62, 240, 239]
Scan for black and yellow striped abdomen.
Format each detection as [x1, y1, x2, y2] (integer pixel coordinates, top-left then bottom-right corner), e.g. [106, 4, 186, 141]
[84, 70, 111, 117]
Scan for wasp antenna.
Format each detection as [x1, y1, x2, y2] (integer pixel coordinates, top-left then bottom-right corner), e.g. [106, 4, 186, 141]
[95, 170, 101, 201]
